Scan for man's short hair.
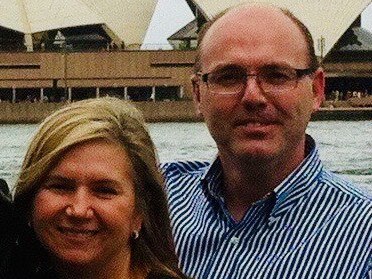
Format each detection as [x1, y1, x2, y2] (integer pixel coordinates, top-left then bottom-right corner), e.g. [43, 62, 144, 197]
[194, 5, 320, 74]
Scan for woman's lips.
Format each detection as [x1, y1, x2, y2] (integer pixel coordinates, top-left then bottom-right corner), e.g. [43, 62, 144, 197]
[58, 226, 99, 237]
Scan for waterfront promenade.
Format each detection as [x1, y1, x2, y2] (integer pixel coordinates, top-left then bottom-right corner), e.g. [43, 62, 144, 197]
[0, 100, 371, 123]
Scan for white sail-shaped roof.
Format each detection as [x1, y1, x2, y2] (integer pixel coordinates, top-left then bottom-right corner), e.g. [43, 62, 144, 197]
[0, 0, 158, 46]
[191, 0, 372, 57]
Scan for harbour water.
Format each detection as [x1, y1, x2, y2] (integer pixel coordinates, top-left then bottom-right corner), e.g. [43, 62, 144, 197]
[0, 121, 371, 195]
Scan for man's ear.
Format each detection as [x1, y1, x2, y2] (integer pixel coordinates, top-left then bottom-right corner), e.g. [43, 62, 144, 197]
[191, 75, 203, 117]
[311, 68, 325, 112]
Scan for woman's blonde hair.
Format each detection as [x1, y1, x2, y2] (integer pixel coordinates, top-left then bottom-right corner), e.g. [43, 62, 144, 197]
[14, 97, 184, 278]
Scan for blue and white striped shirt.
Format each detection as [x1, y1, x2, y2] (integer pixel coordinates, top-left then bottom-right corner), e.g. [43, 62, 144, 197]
[161, 136, 371, 279]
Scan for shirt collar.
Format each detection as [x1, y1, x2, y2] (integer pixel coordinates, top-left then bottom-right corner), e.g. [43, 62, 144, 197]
[200, 155, 224, 199]
[200, 135, 323, 219]
[269, 134, 323, 220]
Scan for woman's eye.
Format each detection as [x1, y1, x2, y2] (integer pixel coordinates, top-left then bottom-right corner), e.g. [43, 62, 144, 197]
[95, 186, 118, 196]
[45, 183, 73, 192]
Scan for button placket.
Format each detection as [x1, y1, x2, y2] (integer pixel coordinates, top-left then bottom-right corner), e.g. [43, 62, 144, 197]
[230, 236, 240, 245]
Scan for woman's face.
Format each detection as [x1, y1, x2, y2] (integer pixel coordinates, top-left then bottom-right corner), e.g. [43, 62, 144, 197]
[32, 140, 142, 269]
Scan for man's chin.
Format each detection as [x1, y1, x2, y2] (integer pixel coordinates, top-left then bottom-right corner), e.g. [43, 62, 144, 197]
[231, 142, 279, 161]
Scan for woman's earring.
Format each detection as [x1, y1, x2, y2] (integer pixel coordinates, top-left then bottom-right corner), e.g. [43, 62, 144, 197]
[66, 205, 74, 216]
[132, 230, 139, 240]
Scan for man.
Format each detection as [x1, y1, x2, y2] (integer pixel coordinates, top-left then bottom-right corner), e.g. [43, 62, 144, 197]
[162, 3, 371, 279]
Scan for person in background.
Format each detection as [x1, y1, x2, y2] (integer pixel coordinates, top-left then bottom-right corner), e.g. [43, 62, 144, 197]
[0, 178, 14, 266]
[0, 178, 10, 200]
[3, 98, 187, 279]
[162, 3, 371, 279]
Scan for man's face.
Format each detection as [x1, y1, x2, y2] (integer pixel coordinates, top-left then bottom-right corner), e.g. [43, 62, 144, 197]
[194, 6, 324, 164]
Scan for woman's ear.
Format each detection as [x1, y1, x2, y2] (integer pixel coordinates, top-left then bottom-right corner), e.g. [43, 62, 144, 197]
[133, 213, 143, 234]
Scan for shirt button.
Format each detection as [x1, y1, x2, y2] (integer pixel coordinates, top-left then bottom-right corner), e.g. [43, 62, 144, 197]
[231, 236, 239, 245]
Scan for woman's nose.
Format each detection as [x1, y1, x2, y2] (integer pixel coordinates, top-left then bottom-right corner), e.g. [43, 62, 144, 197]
[65, 189, 93, 218]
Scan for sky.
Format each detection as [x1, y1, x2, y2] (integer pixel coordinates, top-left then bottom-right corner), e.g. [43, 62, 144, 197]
[143, 0, 372, 49]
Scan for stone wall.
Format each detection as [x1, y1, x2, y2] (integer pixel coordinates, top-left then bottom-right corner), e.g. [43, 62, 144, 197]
[0, 100, 202, 124]
[135, 101, 201, 122]
[0, 102, 63, 123]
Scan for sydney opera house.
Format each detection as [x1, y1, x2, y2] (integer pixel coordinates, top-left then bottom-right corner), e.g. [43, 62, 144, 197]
[0, 0, 371, 121]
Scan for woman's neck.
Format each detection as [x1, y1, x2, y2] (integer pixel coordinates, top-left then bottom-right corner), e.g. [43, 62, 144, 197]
[57, 266, 145, 279]
[55, 258, 146, 279]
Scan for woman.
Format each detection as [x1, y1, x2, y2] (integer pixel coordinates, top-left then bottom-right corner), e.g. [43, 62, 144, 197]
[5, 98, 187, 279]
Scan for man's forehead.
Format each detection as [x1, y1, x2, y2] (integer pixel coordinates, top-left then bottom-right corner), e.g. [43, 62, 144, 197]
[199, 4, 308, 68]
[204, 4, 300, 44]
[222, 3, 283, 22]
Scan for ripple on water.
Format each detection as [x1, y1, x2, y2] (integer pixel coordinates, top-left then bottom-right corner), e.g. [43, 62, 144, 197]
[335, 168, 372, 176]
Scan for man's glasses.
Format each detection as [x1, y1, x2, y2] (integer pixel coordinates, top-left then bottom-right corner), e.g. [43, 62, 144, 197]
[197, 65, 314, 95]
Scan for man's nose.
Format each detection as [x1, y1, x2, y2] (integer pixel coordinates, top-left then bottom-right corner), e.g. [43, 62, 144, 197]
[241, 75, 267, 104]
[66, 188, 93, 218]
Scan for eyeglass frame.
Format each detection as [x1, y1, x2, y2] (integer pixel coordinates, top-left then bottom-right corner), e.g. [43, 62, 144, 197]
[196, 66, 315, 95]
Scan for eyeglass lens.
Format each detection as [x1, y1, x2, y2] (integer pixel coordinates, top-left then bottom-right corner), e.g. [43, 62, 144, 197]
[206, 66, 300, 94]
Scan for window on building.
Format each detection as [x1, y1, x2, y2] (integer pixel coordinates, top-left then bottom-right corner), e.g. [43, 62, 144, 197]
[155, 86, 180, 101]
[0, 89, 13, 102]
[99, 87, 125, 98]
[127, 87, 152, 101]
[71, 87, 96, 101]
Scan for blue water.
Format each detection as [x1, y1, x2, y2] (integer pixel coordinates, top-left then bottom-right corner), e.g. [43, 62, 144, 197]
[0, 121, 371, 195]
